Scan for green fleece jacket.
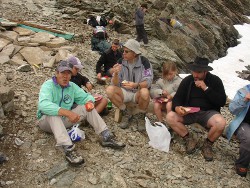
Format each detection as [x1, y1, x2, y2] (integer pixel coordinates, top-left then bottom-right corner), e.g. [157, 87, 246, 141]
[37, 77, 94, 119]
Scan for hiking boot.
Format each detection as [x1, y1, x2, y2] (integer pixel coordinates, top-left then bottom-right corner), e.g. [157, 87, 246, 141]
[100, 136, 126, 150]
[134, 113, 146, 132]
[201, 140, 213, 161]
[235, 165, 248, 177]
[185, 136, 198, 154]
[63, 145, 84, 165]
[119, 109, 133, 129]
[65, 150, 85, 165]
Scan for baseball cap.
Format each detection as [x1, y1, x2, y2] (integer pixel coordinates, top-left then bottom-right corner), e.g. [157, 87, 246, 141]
[67, 56, 84, 69]
[56, 60, 73, 72]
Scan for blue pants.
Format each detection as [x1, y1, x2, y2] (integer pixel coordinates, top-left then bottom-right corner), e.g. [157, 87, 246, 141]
[235, 122, 250, 168]
[135, 24, 148, 44]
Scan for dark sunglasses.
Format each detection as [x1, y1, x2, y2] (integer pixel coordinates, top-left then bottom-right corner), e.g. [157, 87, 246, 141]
[123, 49, 132, 53]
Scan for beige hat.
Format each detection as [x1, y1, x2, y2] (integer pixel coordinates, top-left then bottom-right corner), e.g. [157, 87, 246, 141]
[123, 39, 141, 55]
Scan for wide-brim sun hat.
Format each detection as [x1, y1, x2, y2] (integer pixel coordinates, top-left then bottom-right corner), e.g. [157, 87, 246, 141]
[67, 56, 84, 69]
[123, 39, 141, 55]
[187, 57, 213, 72]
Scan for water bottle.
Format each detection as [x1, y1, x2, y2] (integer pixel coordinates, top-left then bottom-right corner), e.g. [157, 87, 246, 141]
[107, 101, 112, 110]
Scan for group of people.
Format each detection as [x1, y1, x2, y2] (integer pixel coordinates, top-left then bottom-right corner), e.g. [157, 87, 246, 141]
[34, 2, 249, 178]
[36, 37, 250, 178]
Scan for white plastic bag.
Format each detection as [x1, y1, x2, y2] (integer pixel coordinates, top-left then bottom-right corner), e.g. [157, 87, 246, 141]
[145, 117, 171, 152]
[67, 124, 85, 142]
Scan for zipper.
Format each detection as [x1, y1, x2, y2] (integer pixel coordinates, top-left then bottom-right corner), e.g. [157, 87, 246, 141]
[59, 88, 64, 107]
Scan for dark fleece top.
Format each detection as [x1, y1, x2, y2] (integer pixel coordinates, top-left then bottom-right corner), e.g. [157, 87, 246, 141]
[70, 73, 89, 88]
[172, 72, 227, 112]
[96, 48, 122, 75]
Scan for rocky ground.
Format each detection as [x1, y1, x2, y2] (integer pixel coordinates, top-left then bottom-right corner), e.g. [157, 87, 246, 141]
[0, 0, 250, 187]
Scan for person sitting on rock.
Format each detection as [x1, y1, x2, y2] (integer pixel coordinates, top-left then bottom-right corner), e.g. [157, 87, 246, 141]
[166, 57, 227, 161]
[96, 39, 122, 84]
[150, 60, 181, 123]
[226, 84, 250, 177]
[37, 60, 125, 165]
[68, 56, 109, 116]
[91, 26, 110, 54]
[106, 39, 153, 131]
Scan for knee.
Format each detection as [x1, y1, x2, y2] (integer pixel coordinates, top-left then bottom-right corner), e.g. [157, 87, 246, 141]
[106, 86, 116, 97]
[102, 98, 108, 105]
[213, 116, 226, 131]
[139, 88, 150, 100]
[166, 111, 176, 124]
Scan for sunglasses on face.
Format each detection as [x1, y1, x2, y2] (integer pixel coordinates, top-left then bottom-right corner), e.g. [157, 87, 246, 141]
[123, 49, 132, 54]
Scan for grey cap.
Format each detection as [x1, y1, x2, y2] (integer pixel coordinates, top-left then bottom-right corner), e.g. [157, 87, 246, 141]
[67, 56, 84, 69]
[56, 60, 73, 72]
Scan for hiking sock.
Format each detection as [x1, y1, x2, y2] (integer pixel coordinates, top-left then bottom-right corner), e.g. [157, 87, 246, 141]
[119, 104, 126, 111]
[206, 138, 214, 145]
[183, 132, 190, 140]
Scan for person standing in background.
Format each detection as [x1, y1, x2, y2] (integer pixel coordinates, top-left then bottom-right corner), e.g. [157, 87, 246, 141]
[135, 3, 148, 45]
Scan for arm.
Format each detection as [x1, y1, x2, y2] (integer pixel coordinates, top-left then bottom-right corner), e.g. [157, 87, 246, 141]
[111, 63, 122, 86]
[172, 77, 191, 111]
[73, 83, 95, 105]
[38, 82, 61, 116]
[229, 86, 250, 115]
[96, 53, 106, 75]
[58, 108, 80, 123]
[140, 58, 153, 88]
[203, 75, 226, 107]
[150, 79, 163, 98]
[80, 75, 93, 91]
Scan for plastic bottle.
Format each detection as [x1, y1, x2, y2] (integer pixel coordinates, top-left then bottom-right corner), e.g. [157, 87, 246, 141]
[107, 101, 112, 110]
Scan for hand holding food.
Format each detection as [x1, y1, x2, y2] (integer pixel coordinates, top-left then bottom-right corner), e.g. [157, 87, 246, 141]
[85, 101, 95, 112]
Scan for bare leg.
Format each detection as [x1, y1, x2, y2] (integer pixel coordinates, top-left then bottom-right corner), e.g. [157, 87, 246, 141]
[166, 111, 188, 137]
[95, 98, 108, 113]
[154, 102, 163, 122]
[166, 101, 172, 114]
[135, 88, 150, 111]
[106, 86, 124, 109]
[206, 114, 226, 142]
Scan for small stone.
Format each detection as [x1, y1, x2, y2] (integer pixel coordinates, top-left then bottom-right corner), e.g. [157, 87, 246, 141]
[205, 168, 213, 175]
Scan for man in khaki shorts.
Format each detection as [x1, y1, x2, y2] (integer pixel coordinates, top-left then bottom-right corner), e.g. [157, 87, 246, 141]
[106, 39, 153, 131]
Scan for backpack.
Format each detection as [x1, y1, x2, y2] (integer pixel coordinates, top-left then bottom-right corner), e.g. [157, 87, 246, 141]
[93, 26, 107, 39]
[88, 16, 98, 27]
[96, 40, 111, 54]
[100, 16, 108, 27]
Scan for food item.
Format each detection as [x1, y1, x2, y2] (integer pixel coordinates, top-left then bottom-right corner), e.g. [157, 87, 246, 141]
[101, 77, 107, 81]
[182, 107, 200, 113]
[183, 107, 191, 112]
[122, 80, 129, 84]
[85, 102, 94, 112]
[162, 98, 168, 102]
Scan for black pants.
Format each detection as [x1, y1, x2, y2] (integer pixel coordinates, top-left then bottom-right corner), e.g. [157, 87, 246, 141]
[235, 122, 250, 168]
[135, 24, 148, 44]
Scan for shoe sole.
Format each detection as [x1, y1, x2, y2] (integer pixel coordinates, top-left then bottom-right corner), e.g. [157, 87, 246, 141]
[67, 159, 85, 166]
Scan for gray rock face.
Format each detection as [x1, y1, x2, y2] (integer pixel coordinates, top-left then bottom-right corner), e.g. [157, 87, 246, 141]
[56, 0, 250, 64]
